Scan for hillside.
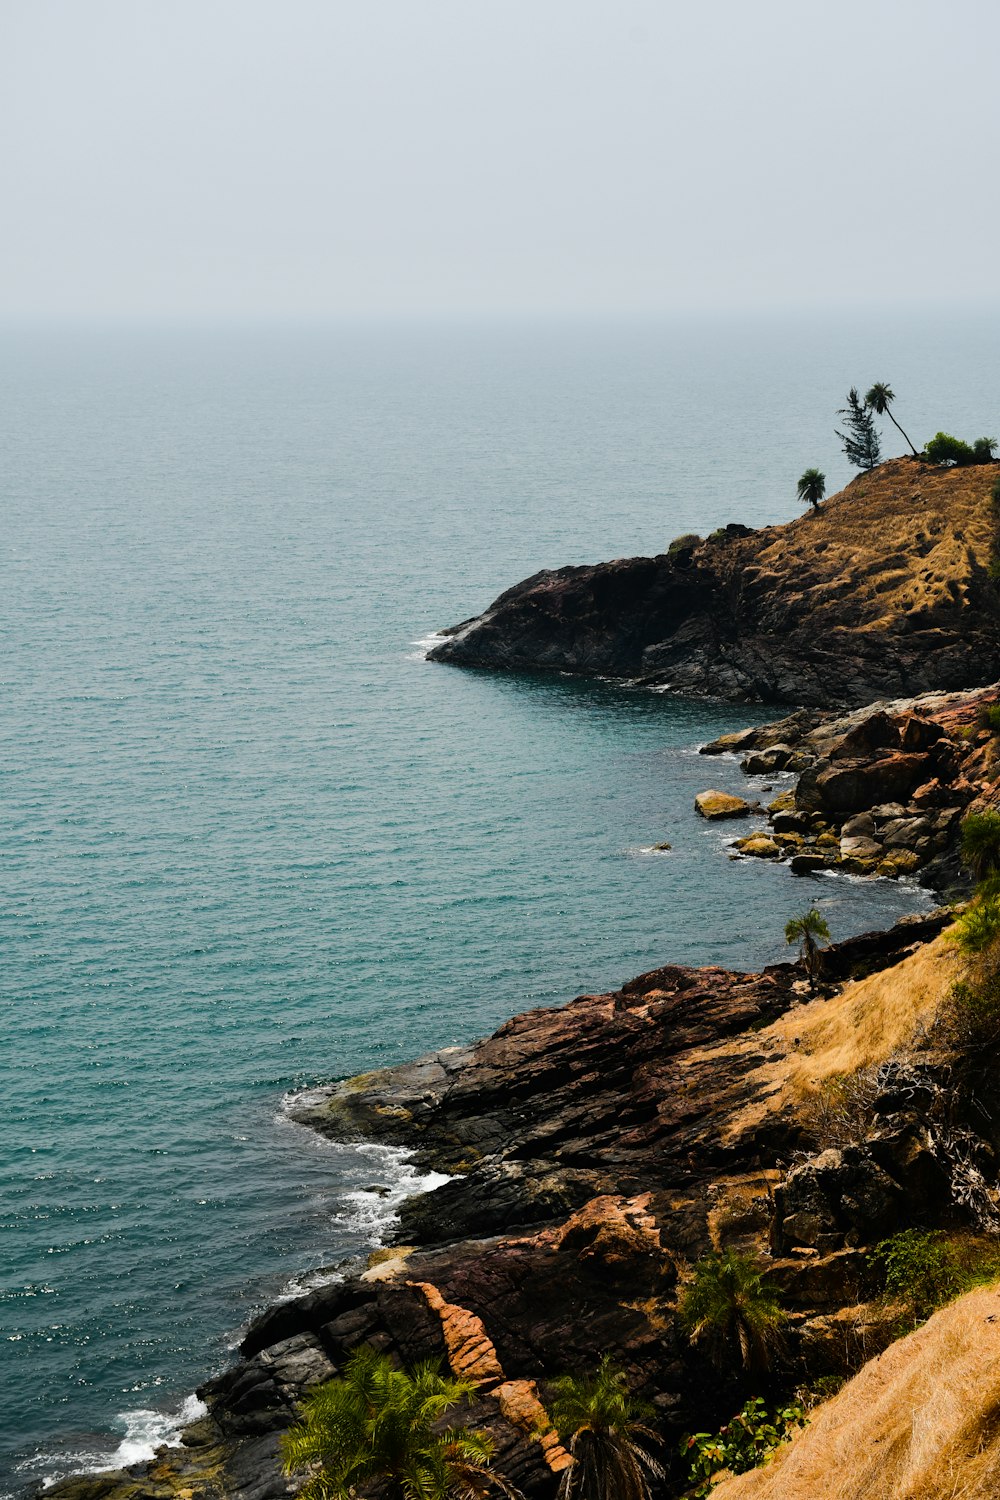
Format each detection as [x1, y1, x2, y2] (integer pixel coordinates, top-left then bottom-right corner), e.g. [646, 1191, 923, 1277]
[713, 1284, 1000, 1500]
[429, 458, 1000, 705]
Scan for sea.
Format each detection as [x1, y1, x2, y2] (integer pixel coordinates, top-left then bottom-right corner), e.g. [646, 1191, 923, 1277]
[3, 310, 999, 1493]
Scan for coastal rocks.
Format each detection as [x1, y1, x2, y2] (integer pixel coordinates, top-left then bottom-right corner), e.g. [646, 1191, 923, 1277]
[429, 461, 1000, 706]
[703, 686, 1000, 892]
[695, 789, 751, 819]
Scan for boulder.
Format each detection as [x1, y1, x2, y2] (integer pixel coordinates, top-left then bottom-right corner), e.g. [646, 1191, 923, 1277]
[790, 853, 828, 874]
[797, 753, 933, 815]
[881, 816, 932, 848]
[877, 850, 922, 877]
[841, 812, 877, 838]
[839, 835, 883, 860]
[773, 810, 809, 833]
[733, 834, 781, 859]
[828, 712, 902, 760]
[694, 790, 751, 820]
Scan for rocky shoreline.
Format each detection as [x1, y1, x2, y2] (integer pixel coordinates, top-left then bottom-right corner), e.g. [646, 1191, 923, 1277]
[44, 464, 1000, 1500]
[698, 684, 1000, 894]
[51, 899, 974, 1500]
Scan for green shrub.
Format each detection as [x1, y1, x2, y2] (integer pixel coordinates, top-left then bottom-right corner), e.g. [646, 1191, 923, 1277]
[667, 533, 701, 561]
[973, 437, 998, 463]
[924, 432, 975, 466]
[977, 703, 1000, 733]
[872, 1230, 1000, 1329]
[960, 809, 1000, 881]
[681, 1397, 806, 1498]
[953, 896, 1000, 955]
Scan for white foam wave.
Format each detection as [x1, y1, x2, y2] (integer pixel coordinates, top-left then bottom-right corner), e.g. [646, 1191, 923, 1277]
[30, 1394, 208, 1488]
[406, 630, 447, 662]
[105, 1394, 208, 1470]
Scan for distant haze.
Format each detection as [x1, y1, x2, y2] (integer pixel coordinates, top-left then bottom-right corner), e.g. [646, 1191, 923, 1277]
[2, 0, 999, 321]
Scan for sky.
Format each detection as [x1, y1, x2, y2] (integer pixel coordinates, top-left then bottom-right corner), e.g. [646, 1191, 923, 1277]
[2, 0, 999, 322]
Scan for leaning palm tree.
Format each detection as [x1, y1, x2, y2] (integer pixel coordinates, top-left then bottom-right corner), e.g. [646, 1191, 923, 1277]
[865, 382, 919, 457]
[960, 809, 1000, 883]
[548, 1356, 664, 1500]
[679, 1251, 786, 1373]
[785, 907, 831, 993]
[281, 1345, 520, 1500]
[796, 468, 826, 510]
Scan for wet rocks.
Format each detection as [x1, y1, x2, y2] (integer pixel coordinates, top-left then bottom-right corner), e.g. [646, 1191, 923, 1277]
[695, 789, 752, 819]
[709, 686, 1000, 893]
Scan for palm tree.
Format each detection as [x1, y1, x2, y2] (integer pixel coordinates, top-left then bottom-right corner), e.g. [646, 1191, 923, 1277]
[865, 382, 919, 457]
[678, 1251, 786, 1373]
[548, 1356, 664, 1500]
[281, 1345, 520, 1500]
[960, 810, 1000, 883]
[796, 468, 826, 510]
[785, 907, 831, 993]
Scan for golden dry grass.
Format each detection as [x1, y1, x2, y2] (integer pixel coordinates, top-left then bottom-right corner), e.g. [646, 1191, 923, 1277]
[720, 932, 960, 1141]
[713, 1284, 1000, 1500]
[724, 457, 997, 633]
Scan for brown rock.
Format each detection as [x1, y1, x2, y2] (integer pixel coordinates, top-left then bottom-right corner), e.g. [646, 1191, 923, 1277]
[695, 789, 752, 819]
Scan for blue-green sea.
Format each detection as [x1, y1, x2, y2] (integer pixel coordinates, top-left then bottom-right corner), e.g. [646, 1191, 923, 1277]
[3, 313, 999, 1492]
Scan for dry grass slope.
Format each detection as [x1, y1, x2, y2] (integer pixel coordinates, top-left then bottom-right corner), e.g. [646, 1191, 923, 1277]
[713, 1284, 1000, 1500]
[726, 458, 998, 632]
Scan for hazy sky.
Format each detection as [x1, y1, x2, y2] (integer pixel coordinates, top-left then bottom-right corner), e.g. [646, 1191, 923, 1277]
[2, 0, 998, 321]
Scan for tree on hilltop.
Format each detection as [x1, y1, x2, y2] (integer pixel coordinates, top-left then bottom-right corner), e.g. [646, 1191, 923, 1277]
[865, 382, 919, 457]
[796, 468, 826, 510]
[836, 387, 881, 471]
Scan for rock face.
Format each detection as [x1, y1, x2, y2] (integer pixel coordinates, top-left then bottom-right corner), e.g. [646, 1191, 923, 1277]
[703, 683, 1000, 894]
[429, 460, 1000, 706]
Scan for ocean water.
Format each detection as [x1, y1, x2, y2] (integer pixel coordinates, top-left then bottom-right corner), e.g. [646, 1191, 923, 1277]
[2, 313, 998, 1492]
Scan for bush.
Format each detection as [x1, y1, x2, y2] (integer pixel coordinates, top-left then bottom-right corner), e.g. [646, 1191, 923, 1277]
[681, 1397, 806, 1498]
[924, 432, 975, 466]
[679, 1251, 786, 1372]
[976, 703, 1000, 733]
[872, 1230, 1000, 1329]
[667, 533, 701, 561]
[953, 896, 1000, 955]
[923, 432, 997, 467]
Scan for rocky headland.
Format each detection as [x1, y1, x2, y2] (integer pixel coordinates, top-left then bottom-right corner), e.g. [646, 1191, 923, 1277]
[429, 459, 1000, 706]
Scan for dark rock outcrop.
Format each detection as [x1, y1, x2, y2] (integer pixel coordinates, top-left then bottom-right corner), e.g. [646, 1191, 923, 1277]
[429, 460, 1000, 706]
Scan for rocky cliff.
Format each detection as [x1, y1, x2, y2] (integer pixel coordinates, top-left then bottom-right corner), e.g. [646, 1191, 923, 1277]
[429, 459, 1000, 706]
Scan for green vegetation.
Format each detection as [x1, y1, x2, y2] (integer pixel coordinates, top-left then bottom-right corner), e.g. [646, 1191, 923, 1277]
[548, 1356, 663, 1500]
[680, 1397, 807, 1499]
[872, 1230, 1000, 1329]
[796, 468, 826, 510]
[923, 431, 998, 467]
[865, 382, 919, 457]
[836, 387, 881, 471]
[976, 702, 1000, 733]
[953, 894, 1000, 955]
[280, 1346, 514, 1500]
[667, 533, 701, 562]
[785, 907, 831, 993]
[679, 1251, 786, 1372]
[960, 810, 1000, 881]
